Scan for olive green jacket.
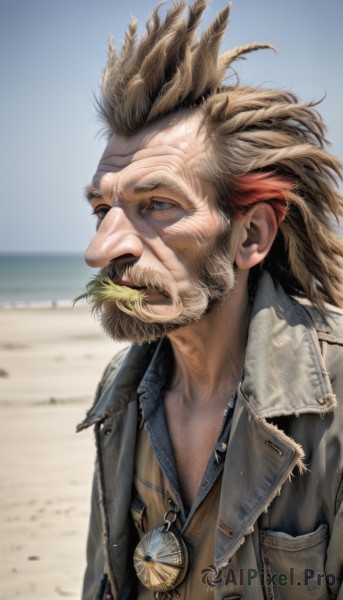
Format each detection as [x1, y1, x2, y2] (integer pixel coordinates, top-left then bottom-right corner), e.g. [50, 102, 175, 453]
[79, 272, 343, 600]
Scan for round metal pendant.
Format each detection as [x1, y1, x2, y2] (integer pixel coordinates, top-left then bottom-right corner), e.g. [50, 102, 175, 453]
[133, 526, 188, 592]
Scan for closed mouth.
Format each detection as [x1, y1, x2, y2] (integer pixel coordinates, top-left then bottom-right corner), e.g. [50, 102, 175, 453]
[115, 279, 170, 299]
[116, 279, 146, 290]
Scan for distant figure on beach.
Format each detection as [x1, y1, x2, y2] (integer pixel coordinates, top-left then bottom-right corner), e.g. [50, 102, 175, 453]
[77, 1, 343, 598]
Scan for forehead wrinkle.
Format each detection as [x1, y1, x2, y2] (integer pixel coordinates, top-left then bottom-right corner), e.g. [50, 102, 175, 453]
[98, 117, 208, 175]
[92, 115, 211, 206]
[100, 131, 205, 163]
[100, 147, 187, 169]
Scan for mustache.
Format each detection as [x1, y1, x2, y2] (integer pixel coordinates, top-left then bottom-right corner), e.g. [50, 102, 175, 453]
[103, 263, 174, 297]
[73, 273, 146, 313]
[73, 263, 183, 323]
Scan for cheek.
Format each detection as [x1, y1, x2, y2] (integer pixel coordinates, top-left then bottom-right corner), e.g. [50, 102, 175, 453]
[155, 213, 224, 286]
[159, 210, 223, 255]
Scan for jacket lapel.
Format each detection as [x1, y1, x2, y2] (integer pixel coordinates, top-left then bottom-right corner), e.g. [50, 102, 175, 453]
[78, 342, 158, 597]
[215, 391, 305, 568]
[215, 272, 335, 568]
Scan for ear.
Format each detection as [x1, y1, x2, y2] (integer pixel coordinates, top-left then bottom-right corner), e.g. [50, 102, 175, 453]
[233, 203, 278, 270]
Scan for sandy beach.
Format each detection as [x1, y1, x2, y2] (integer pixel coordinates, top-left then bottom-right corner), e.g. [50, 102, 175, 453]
[0, 305, 125, 599]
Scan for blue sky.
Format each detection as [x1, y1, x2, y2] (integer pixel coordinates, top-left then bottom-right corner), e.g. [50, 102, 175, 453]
[0, 0, 342, 253]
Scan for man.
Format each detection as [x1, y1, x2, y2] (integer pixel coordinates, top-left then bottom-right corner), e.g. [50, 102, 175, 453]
[77, 1, 343, 598]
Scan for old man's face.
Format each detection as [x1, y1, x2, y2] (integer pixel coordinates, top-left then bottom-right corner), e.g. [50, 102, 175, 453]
[83, 112, 235, 342]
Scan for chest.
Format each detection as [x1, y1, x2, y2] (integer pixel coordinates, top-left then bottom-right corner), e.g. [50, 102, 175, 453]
[163, 393, 227, 509]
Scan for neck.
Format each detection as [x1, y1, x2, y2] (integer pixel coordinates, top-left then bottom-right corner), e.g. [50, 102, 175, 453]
[167, 273, 251, 407]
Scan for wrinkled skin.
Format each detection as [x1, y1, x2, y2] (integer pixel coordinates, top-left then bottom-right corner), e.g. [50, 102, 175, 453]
[84, 112, 235, 342]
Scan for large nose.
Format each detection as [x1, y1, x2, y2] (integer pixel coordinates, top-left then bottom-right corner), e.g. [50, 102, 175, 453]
[85, 207, 144, 268]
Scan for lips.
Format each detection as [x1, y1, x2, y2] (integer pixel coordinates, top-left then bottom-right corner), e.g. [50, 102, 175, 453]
[105, 266, 172, 299]
[116, 279, 145, 290]
[116, 279, 170, 300]
[115, 278, 133, 286]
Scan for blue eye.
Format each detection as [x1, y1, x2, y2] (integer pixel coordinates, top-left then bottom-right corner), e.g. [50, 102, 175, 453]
[149, 200, 175, 211]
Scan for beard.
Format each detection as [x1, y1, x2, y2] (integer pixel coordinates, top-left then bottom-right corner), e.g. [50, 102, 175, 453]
[75, 228, 235, 344]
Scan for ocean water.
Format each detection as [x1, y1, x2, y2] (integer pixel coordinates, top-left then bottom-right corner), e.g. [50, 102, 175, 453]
[0, 254, 95, 306]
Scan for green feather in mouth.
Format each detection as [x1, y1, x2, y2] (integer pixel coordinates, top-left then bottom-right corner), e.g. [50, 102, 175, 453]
[73, 274, 146, 313]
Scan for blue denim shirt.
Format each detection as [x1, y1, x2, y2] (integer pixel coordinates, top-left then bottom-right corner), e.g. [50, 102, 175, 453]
[136, 338, 238, 529]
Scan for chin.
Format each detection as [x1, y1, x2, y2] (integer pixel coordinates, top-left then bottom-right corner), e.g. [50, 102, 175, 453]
[99, 303, 205, 344]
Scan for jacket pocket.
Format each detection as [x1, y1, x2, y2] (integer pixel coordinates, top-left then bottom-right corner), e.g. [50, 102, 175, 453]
[259, 524, 330, 600]
[131, 495, 147, 535]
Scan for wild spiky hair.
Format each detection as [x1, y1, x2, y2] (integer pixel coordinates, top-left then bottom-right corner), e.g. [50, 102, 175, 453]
[97, 0, 343, 309]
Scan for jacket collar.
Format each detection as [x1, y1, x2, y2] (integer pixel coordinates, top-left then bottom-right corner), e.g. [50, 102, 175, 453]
[240, 271, 336, 419]
[77, 342, 158, 430]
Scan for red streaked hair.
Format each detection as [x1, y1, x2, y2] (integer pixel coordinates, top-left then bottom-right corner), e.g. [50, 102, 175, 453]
[230, 172, 294, 224]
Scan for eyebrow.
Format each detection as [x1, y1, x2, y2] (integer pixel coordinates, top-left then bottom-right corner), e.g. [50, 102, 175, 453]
[84, 178, 194, 206]
[130, 179, 193, 205]
[84, 184, 104, 202]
